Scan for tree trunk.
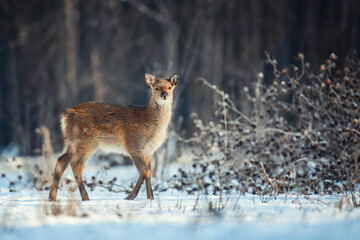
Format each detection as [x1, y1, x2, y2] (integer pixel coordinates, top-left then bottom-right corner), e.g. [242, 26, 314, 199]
[64, 0, 78, 106]
[91, 45, 103, 102]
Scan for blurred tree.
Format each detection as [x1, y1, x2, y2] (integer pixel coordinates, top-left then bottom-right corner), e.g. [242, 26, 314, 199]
[0, 0, 359, 154]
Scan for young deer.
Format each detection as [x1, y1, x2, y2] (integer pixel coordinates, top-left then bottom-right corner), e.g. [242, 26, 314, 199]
[49, 73, 178, 201]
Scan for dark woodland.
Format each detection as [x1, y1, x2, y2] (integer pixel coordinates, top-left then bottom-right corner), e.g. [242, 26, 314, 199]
[0, 0, 359, 155]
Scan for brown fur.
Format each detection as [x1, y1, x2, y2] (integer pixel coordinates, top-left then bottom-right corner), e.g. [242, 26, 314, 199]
[49, 73, 179, 201]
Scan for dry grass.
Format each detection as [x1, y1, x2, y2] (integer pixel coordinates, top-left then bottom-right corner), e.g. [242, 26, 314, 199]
[174, 51, 360, 209]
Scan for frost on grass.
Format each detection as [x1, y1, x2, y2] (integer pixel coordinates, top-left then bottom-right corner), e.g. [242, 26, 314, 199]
[175, 51, 360, 208]
[0, 163, 360, 240]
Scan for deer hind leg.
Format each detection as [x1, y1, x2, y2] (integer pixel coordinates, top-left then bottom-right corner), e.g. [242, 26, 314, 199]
[49, 148, 72, 201]
[70, 149, 92, 201]
[144, 155, 154, 200]
[125, 154, 148, 200]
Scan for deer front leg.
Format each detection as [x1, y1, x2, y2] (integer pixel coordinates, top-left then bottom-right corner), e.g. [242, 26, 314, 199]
[144, 155, 154, 200]
[125, 154, 151, 200]
[125, 174, 145, 200]
[145, 177, 154, 200]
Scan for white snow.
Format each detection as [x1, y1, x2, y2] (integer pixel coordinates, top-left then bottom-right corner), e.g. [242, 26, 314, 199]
[0, 159, 360, 240]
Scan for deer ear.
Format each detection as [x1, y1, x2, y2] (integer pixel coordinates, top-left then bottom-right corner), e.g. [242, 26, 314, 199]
[169, 74, 179, 87]
[145, 73, 156, 86]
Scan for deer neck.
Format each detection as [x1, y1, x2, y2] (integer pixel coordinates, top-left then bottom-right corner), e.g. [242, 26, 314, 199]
[146, 98, 173, 129]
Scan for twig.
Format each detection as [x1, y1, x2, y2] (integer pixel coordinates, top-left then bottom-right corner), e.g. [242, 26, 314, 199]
[192, 191, 200, 211]
[197, 77, 253, 124]
[351, 129, 360, 136]
[260, 161, 284, 194]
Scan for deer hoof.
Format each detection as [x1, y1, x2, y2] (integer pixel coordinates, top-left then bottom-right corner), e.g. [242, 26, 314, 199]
[125, 194, 134, 200]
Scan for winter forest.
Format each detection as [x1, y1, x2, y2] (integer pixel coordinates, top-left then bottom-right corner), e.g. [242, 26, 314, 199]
[1, 0, 360, 239]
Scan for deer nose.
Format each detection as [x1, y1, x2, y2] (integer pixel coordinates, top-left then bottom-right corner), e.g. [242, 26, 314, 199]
[161, 91, 168, 98]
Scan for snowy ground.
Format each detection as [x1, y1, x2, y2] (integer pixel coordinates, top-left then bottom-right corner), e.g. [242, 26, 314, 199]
[0, 158, 360, 240]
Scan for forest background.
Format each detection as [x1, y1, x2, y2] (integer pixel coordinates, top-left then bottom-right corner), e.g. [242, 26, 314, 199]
[0, 0, 359, 155]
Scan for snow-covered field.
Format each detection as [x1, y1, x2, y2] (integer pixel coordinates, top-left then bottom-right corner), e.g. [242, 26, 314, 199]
[1, 158, 359, 240]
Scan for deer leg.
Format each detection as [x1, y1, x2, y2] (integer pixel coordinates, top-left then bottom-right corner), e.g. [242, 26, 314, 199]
[145, 177, 154, 200]
[125, 174, 145, 200]
[71, 155, 90, 201]
[49, 150, 72, 201]
[125, 154, 148, 200]
[144, 155, 154, 200]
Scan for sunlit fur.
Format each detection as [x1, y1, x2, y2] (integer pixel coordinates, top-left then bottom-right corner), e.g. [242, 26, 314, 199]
[49, 73, 178, 201]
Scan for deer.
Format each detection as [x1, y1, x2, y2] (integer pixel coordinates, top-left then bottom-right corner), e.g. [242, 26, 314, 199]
[49, 73, 179, 201]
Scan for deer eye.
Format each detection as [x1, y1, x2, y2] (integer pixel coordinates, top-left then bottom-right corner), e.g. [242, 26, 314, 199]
[168, 87, 171, 90]
[155, 88, 159, 91]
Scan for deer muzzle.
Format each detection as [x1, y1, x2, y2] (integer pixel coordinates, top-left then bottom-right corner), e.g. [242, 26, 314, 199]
[161, 91, 168, 99]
